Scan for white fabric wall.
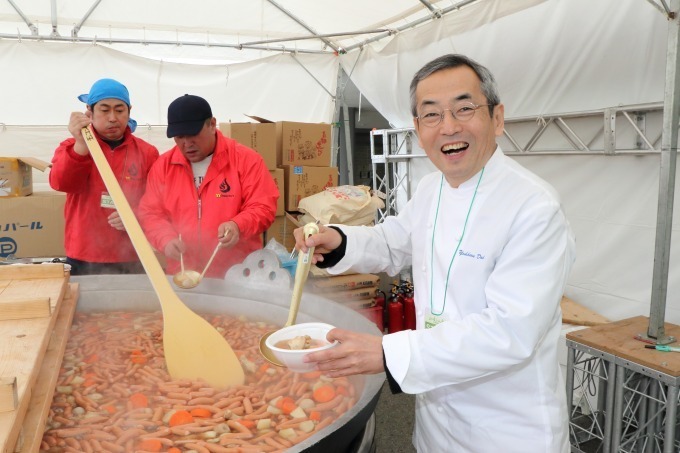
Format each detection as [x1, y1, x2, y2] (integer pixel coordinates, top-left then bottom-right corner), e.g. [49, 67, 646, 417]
[521, 155, 680, 325]
[0, 40, 338, 182]
[340, 0, 666, 127]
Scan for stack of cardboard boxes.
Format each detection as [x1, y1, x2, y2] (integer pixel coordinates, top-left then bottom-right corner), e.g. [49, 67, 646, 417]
[221, 119, 385, 331]
[306, 272, 384, 330]
[0, 157, 65, 258]
[219, 119, 338, 251]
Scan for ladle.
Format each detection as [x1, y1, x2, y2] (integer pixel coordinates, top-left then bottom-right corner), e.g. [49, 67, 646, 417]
[173, 240, 221, 289]
[179, 235, 185, 274]
[81, 125, 244, 388]
[172, 235, 201, 289]
[259, 222, 320, 366]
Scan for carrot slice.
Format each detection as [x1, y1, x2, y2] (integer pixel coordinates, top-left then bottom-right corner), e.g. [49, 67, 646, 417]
[129, 392, 148, 409]
[137, 438, 162, 452]
[276, 396, 295, 409]
[102, 405, 117, 414]
[280, 398, 297, 415]
[190, 408, 212, 418]
[167, 448, 181, 453]
[237, 419, 255, 429]
[169, 410, 194, 427]
[312, 384, 336, 403]
[309, 411, 322, 421]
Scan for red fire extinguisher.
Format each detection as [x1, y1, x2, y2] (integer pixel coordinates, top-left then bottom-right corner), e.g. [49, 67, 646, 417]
[387, 292, 404, 333]
[403, 289, 416, 330]
[374, 288, 386, 308]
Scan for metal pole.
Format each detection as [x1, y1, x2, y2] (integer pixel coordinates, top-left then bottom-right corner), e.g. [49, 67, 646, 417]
[647, 0, 680, 343]
[342, 103, 355, 185]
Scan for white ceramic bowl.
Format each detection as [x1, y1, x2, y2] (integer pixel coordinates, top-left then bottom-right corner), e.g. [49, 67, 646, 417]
[265, 322, 338, 372]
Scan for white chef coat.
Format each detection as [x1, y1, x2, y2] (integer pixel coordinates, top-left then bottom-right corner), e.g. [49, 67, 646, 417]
[330, 148, 575, 452]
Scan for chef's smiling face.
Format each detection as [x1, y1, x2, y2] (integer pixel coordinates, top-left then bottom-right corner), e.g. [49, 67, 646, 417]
[413, 66, 504, 188]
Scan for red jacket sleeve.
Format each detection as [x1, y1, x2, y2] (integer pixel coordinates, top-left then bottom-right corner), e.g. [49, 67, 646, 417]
[49, 138, 94, 193]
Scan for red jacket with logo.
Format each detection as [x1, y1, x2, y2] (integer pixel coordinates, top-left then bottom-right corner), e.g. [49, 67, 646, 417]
[138, 131, 278, 278]
[49, 128, 159, 263]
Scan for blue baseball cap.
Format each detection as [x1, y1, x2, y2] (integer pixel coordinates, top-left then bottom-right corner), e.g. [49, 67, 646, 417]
[78, 78, 137, 132]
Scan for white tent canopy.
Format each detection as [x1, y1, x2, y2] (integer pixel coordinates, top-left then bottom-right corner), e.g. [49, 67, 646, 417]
[0, 0, 677, 327]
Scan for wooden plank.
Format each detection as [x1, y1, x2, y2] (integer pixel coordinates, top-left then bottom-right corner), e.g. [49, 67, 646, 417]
[0, 379, 17, 413]
[0, 278, 65, 303]
[19, 284, 78, 453]
[567, 316, 680, 376]
[0, 298, 51, 321]
[0, 265, 64, 281]
[0, 277, 67, 322]
[0, 271, 67, 453]
[561, 296, 610, 326]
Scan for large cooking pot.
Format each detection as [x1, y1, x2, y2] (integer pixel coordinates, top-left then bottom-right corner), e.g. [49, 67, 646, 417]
[71, 270, 385, 453]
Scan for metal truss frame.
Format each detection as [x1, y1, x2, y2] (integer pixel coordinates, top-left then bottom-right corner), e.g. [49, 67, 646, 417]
[502, 103, 664, 156]
[567, 338, 680, 453]
[369, 102, 668, 222]
[370, 127, 424, 223]
[567, 341, 617, 453]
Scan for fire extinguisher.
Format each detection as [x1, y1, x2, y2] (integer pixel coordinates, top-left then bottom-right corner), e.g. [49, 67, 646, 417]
[387, 292, 404, 333]
[374, 288, 386, 308]
[403, 288, 416, 330]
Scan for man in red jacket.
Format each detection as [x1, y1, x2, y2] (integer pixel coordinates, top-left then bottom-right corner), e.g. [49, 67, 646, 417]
[50, 78, 159, 275]
[138, 94, 278, 279]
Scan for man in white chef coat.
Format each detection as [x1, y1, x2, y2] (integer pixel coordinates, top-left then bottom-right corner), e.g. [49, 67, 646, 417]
[296, 54, 575, 452]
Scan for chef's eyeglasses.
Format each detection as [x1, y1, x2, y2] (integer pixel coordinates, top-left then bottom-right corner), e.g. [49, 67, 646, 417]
[416, 101, 492, 127]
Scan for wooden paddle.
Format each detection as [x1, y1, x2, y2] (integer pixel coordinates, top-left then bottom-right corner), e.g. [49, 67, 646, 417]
[81, 125, 244, 388]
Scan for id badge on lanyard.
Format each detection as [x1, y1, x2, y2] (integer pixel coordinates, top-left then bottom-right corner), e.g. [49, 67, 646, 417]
[100, 192, 116, 209]
[425, 313, 447, 329]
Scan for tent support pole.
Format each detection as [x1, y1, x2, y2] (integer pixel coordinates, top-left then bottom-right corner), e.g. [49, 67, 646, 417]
[647, 0, 680, 343]
[343, 103, 354, 186]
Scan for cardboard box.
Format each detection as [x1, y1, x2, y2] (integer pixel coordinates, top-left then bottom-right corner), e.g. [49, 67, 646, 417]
[269, 168, 284, 216]
[282, 165, 338, 211]
[265, 215, 297, 251]
[0, 157, 51, 197]
[277, 122, 332, 167]
[0, 191, 65, 258]
[321, 286, 378, 301]
[309, 273, 380, 291]
[219, 122, 277, 170]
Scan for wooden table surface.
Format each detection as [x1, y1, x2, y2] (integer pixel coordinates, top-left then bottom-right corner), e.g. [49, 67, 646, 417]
[567, 315, 680, 376]
[0, 264, 69, 453]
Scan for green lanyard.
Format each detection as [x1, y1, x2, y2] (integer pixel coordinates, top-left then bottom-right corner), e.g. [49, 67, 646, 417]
[429, 168, 485, 316]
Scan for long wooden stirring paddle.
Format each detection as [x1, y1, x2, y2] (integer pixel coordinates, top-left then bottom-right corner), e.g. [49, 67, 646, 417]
[81, 126, 244, 388]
